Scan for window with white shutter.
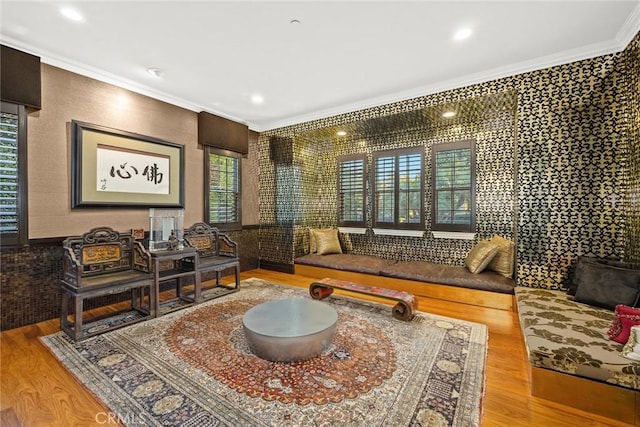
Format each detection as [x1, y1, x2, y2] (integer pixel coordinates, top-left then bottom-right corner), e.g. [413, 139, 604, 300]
[0, 102, 27, 246]
[432, 140, 476, 232]
[205, 147, 241, 230]
[372, 147, 424, 230]
[338, 154, 366, 227]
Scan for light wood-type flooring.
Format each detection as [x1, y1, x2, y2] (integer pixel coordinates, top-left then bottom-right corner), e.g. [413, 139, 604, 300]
[1, 269, 635, 426]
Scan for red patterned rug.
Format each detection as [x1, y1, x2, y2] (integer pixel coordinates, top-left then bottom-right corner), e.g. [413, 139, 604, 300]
[42, 278, 487, 426]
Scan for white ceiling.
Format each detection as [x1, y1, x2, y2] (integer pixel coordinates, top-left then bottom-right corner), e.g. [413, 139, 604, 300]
[1, 1, 639, 131]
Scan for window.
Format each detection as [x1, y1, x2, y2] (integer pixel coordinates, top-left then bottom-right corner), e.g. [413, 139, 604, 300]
[0, 102, 27, 246]
[372, 147, 424, 230]
[432, 140, 475, 232]
[205, 147, 241, 230]
[337, 154, 366, 227]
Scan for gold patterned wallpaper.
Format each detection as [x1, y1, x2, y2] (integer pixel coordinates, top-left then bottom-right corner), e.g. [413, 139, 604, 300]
[259, 31, 640, 289]
[623, 32, 640, 264]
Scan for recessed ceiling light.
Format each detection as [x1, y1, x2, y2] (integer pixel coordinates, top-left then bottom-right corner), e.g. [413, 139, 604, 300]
[251, 94, 265, 104]
[453, 27, 472, 41]
[60, 7, 84, 22]
[146, 67, 164, 78]
[336, 130, 347, 136]
[442, 111, 456, 118]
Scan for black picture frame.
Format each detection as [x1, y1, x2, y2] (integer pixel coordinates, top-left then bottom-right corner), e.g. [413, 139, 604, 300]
[71, 120, 185, 208]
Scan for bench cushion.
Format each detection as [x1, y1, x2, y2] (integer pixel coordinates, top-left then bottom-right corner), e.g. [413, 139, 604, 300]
[380, 261, 515, 294]
[295, 254, 396, 275]
[515, 287, 640, 391]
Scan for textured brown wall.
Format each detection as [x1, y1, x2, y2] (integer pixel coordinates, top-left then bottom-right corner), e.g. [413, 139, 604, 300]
[27, 64, 203, 238]
[241, 131, 260, 225]
[0, 64, 262, 331]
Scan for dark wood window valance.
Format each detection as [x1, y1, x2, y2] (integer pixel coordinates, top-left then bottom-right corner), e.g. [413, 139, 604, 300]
[198, 111, 248, 154]
[1, 45, 41, 110]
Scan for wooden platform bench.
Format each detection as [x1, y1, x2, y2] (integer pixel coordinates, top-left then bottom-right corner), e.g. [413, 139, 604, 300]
[60, 227, 155, 341]
[295, 254, 515, 311]
[309, 278, 418, 320]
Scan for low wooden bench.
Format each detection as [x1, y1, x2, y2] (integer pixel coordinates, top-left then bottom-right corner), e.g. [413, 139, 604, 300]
[309, 278, 418, 320]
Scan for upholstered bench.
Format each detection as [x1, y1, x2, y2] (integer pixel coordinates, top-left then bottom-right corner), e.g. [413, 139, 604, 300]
[295, 229, 516, 311]
[295, 254, 515, 310]
[515, 287, 640, 424]
[309, 277, 418, 320]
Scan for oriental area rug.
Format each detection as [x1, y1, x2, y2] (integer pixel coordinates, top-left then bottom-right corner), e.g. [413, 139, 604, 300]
[41, 278, 488, 426]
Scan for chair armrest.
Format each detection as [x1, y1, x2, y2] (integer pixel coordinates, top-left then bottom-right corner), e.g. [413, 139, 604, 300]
[62, 246, 81, 287]
[132, 241, 152, 273]
[218, 234, 238, 257]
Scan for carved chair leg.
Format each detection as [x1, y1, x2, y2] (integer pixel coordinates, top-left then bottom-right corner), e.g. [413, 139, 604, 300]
[234, 264, 240, 290]
[60, 291, 71, 335]
[195, 272, 202, 303]
[131, 288, 139, 310]
[74, 296, 83, 341]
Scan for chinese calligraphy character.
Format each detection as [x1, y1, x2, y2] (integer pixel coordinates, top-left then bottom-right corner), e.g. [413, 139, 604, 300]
[110, 162, 139, 179]
[143, 163, 164, 184]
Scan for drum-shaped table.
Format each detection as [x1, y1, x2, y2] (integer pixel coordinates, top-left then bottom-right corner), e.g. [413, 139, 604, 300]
[242, 298, 338, 362]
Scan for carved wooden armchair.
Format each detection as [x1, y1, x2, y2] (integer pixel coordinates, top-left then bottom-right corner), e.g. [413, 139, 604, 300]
[60, 226, 154, 340]
[182, 222, 241, 300]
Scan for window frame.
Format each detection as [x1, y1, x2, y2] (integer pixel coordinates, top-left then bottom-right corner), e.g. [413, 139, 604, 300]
[337, 153, 367, 228]
[431, 139, 476, 233]
[372, 146, 424, 230]
[204, 146, 242, 231]
[0, 102, 28, 247]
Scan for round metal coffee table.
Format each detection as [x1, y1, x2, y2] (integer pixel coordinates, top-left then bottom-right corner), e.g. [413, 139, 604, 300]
[242, 298, 338, 362]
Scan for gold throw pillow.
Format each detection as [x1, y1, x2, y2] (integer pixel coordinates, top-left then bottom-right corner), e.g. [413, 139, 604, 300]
[487, 235, 515, 278]
[314, 229, 343, 255]
[465, 240, 500, 274]
[309, 228, 332, 253]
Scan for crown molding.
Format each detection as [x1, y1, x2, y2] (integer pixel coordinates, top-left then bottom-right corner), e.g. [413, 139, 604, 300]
[0, 36, 255, 129]
[2, 26, 636, 134]
[616, 2, 640, 47]
[260, 37, 628, 131]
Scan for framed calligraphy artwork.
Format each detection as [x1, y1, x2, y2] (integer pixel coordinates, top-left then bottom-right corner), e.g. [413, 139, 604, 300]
[71, 121, 184, 208]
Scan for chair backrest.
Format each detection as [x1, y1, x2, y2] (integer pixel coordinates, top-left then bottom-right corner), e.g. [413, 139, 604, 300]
[184, 222, 220, 258]
[63, 227, 135, 276]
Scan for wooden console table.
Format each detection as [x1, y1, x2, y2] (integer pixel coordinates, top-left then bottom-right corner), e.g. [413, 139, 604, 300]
[151, 247, 200, 316]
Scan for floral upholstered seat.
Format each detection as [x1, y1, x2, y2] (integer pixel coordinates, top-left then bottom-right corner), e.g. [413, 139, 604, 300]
[515, 287, 640, 390]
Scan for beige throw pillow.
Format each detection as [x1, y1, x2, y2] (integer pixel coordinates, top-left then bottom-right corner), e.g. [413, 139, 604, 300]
[487, 235, 515, 278]
[309, 228, 332, 253]
[465, 240, 500, 274]
[314, 229, 343, 255]
[309, 228, 317, 253]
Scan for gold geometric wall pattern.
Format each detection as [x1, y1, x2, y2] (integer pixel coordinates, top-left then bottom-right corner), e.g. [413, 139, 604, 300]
[259, 31, 640, 289]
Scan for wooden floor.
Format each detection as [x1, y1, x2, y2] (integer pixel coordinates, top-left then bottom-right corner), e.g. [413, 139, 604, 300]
[0, 269, 635, 426]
